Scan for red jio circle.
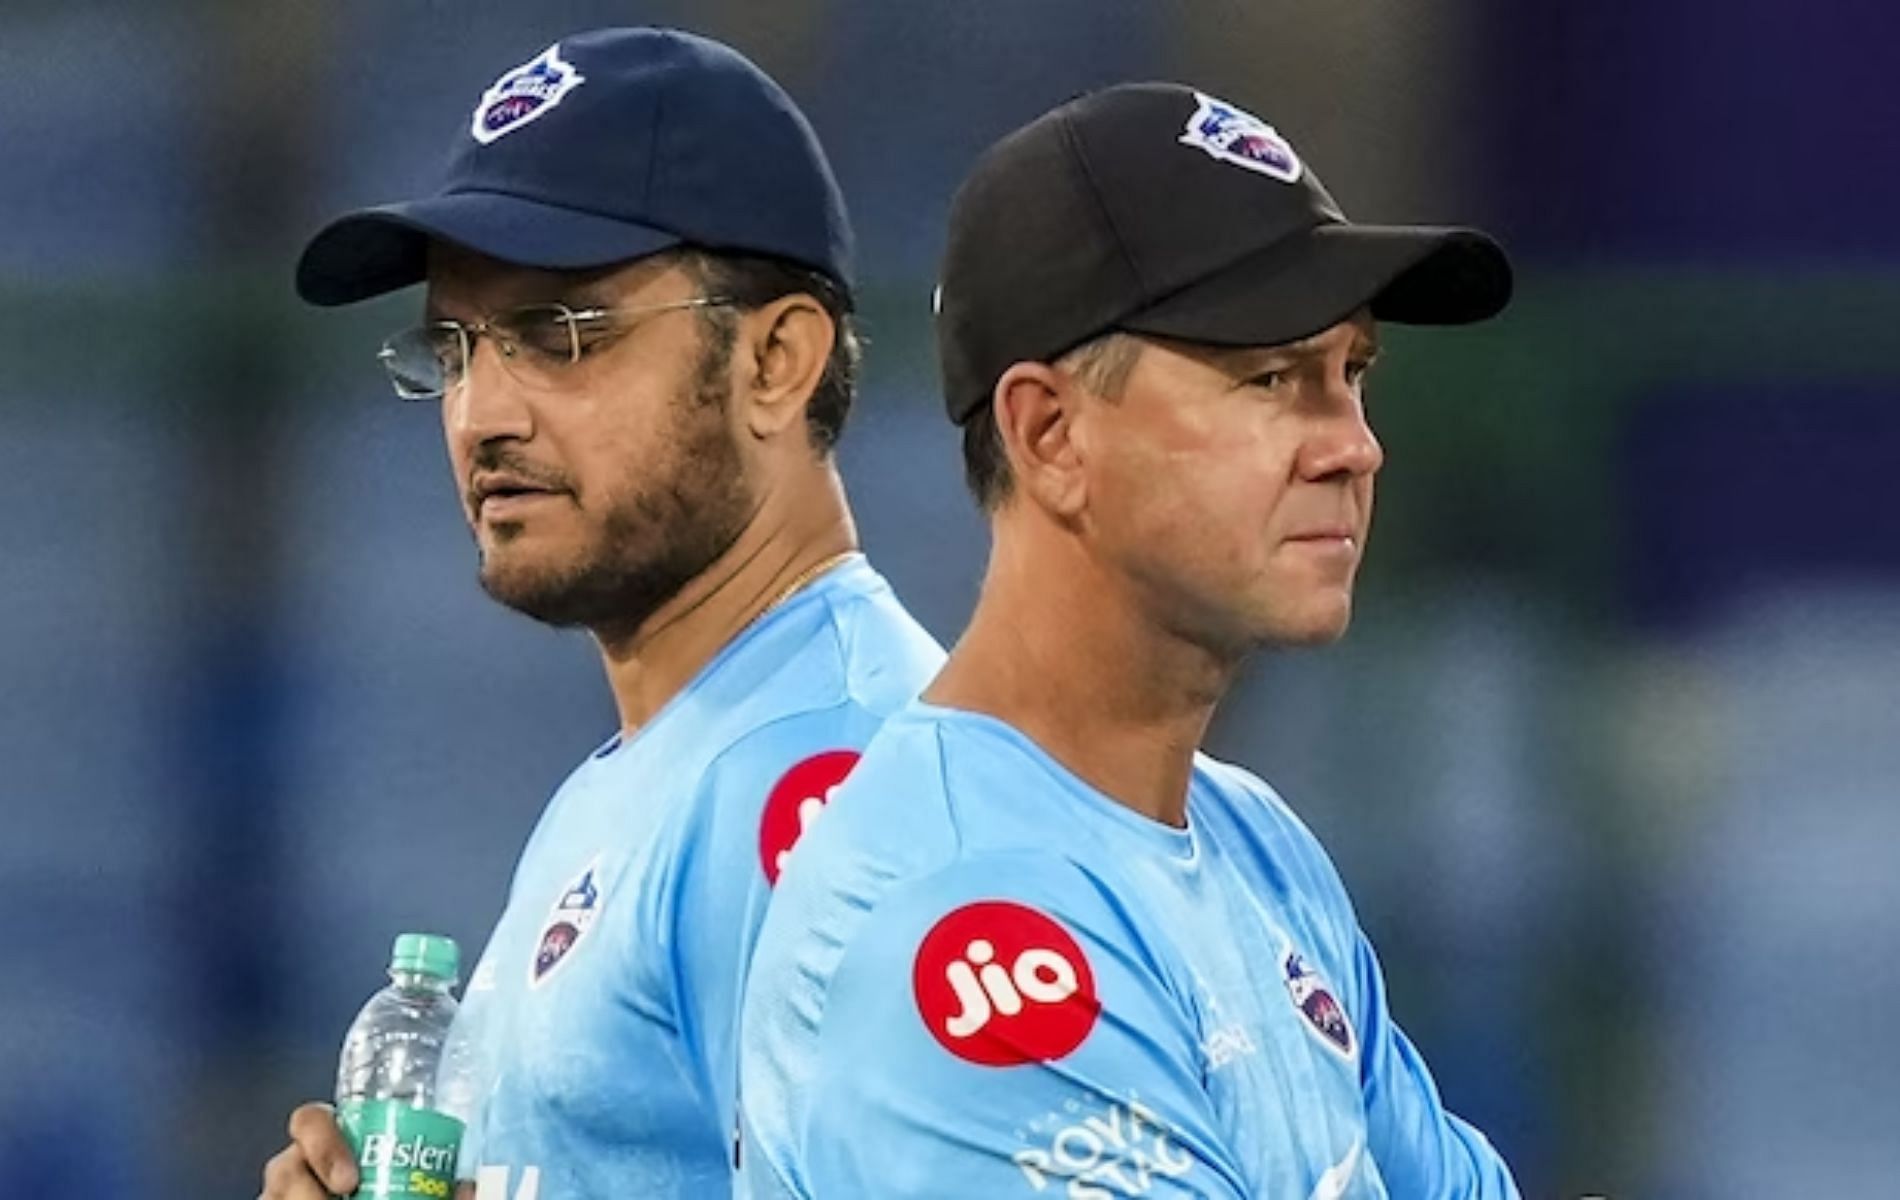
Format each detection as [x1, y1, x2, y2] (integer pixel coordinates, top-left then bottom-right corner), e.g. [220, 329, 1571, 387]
[912, 900, 1100, 1066]
[757, 749, 861, 885]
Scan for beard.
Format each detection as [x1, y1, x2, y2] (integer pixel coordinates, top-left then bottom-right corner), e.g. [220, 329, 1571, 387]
[475, 332, 756, 640]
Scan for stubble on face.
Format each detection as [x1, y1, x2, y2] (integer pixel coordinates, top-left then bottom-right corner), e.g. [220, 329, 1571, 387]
[1085, 327, 1378, 657]
[477, 319, 756, 641]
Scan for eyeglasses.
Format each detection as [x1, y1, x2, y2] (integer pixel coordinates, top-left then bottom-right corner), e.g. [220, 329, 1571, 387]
[376, 296, 734, 401]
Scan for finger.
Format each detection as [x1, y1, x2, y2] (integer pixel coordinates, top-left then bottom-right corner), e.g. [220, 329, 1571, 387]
[260, 1144, 330, 1200]
[287, 1102, 360, 1194]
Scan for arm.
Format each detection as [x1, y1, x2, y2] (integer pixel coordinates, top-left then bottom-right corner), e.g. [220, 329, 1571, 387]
[757, 861, 1251, 1199]
[1222, 765, 1520, 1199]
[1353, 933, 1521, 1200]
[662, 709, 880, 1148]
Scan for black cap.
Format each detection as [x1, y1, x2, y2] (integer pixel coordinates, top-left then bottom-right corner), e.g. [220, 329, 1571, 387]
[936, 83, 1512, 423]
[296, 28, 853, 307]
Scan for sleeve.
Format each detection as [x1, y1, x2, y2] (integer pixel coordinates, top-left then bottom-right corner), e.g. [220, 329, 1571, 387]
[1231, 764, 1520, 1200]
[784, 857, 1250, 1199]
[1351, 931, 1522, 1200]
[658, 705, 884, 1154]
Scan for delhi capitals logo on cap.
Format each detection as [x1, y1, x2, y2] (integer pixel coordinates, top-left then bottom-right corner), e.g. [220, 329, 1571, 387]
[530, 857, 602, 987]
[1178, 90, 1303, 184]
[1283, 944, 1356, 1058]
[472, 43, 585, 145]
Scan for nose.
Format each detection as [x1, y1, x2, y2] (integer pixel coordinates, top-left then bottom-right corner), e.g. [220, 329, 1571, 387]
[1301, 397, 1384, 483]
[442, 334, 535, 450]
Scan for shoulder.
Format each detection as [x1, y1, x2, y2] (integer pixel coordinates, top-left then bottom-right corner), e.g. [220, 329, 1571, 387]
[1195, 754, 1328, 856]
[743, 846, 1216, 1200]
[661, 701, 898, 896]
[1192, 752, 1361, 936]
[627, 706, 905, 1019]
[835, 850, 1181, 992]
[780, 702, 1109, 886]
[701, 558, 943, 730]
[807, 559, 947, 716]
[666, 559, 941, 865]
[753, 845, 1197, 1084]
[791, 853, 1208, 1156]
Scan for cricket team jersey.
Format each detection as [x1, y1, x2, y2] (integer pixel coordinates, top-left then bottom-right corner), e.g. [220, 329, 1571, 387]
[739, 701, 1519, 1200]
[447, 557, 944, 1200]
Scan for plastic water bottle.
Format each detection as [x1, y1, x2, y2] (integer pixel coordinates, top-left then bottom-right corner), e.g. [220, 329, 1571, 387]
[335, 933, 474, 1199]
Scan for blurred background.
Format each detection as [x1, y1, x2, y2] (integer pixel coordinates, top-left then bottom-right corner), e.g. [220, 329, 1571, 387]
[3, 2, 1896, 1197]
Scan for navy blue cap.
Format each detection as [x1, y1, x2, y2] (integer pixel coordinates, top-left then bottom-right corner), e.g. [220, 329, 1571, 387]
[296, 28, 854, 306]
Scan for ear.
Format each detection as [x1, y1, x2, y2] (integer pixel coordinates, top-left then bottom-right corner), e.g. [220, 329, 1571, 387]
[738, 294, 835, 441]
[994, 360, 1088, 518]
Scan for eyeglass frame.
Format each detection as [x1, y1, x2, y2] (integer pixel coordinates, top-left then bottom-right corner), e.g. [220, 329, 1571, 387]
[376, 295, 737, 402]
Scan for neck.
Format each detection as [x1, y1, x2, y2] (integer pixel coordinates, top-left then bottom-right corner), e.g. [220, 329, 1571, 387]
[924, 514, 1238, 828]
[593, 464, 857, 732]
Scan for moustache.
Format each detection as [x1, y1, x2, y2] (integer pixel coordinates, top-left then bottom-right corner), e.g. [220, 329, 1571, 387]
[465, 445, 575, 509]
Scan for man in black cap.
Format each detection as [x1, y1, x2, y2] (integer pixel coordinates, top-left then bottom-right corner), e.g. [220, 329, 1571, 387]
[738, 84, 1519, 1198]
[258, 28, 942, 1200]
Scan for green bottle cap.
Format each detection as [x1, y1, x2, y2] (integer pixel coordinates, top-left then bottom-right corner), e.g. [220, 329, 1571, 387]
[390, 932, 460, 983]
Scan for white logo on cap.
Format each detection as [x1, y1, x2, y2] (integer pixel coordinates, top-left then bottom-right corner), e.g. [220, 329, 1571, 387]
[1178, 90, 1303, 184]
[472, 44, 586, 145]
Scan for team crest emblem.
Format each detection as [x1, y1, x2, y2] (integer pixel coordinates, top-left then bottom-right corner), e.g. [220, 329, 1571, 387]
[1178, 90, 1302, 183]
[530, 858, 602, 986]
[472, 44, 585, 145]
[1283, 946, 1356, 1058]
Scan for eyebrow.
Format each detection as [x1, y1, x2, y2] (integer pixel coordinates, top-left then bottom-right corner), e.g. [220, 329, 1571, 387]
[423, 289, 617, 324]
[1211, 334, 1381, 377]
[1274, 330, 1381, 359]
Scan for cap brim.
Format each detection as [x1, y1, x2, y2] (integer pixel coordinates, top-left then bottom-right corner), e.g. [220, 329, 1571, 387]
[294, 191, 684, 307]
[1121, 223, 1512, 348]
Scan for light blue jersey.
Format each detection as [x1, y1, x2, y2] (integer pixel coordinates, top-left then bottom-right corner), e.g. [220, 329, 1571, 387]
[740, 702, 1518, 1199]
[449, 558, 943, 1200]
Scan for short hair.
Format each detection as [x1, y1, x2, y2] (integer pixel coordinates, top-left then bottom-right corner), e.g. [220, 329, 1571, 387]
[961, 331, 1140, 510]
[675, 248, 861, 453]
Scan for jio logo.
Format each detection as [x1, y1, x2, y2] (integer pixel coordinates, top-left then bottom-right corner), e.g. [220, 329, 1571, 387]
[912, 901, 1100, 1066]
[757, 750, 860, 885]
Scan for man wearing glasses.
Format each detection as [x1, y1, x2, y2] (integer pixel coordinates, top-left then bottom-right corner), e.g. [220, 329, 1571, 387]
[259, 28, 942, 1200]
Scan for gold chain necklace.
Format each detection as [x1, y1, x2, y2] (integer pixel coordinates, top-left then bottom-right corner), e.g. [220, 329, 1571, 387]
[760, 550, 859, 618]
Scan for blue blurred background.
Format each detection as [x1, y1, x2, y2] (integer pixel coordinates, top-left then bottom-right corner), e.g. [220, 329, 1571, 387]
[3, 3, 1896, 1197]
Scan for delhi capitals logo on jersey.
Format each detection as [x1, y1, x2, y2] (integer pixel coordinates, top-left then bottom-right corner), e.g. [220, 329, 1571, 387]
[1283, 945, 1356, 1059]
[1178, 90, 1302, 183]
[531, 857, 602, 987]
[471, 43, 585, 145]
